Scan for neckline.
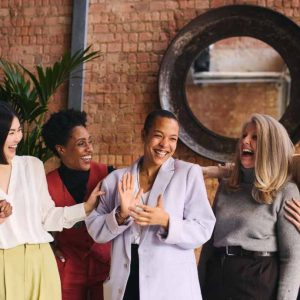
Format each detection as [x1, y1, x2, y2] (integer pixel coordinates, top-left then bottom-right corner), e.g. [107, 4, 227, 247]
[136, 165, 151, 204]
[0, 156, 16, 197]
[241, 166, 255, 184]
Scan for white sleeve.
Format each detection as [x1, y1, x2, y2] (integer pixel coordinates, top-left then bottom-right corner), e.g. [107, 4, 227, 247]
[36, 159, 86, 231]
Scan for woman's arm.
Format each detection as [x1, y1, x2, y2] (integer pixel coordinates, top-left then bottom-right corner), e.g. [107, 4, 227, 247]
[202, 163, 233, 179]
[31, 157, 98, 231]
[156, 164, 215, 250]
[86, 172, 141, 243]
[277, 184, 300, 300]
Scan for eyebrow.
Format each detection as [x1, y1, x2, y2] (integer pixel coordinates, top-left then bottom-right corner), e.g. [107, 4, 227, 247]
[153, 130, 178, 137]
[9, 126, 22, 132]
[75, 136, 92, 142]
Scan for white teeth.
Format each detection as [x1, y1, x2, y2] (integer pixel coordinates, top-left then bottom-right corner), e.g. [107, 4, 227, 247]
[9, 145, 17, 149]
[81, 155, 92, 161]
[154, 150, 167, 157]
[242, 149, 254, 154]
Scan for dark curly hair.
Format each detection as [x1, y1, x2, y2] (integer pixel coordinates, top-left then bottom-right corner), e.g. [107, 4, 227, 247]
[42, 109, 87, 156]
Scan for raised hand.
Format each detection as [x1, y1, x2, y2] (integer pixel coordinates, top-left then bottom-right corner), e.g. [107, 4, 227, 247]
[84, 181, 105, 215]
[284, 198, 300, 232]
[129, 194, 169, 229]
[118, 172, 143, 219]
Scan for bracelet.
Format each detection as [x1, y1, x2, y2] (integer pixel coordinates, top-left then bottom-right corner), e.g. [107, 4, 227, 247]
[115, 207, 128, 223]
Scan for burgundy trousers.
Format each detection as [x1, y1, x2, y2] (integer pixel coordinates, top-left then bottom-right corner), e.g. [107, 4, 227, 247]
[56, 254, 106, 300]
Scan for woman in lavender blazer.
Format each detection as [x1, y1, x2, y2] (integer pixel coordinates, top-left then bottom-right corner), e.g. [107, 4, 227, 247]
[86, 110, 215, 300]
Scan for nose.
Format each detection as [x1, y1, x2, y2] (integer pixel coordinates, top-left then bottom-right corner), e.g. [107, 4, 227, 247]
[159, 137, 168, 147]
[242, 134, 251, 145]
[86, 142, 93, 152]
[15, 131, 23, 143]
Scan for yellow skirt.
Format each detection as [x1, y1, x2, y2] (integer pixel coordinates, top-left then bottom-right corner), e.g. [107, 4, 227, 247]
[0, 243, 61, 300]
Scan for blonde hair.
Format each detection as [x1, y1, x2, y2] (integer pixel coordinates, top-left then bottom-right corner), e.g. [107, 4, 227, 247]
[227, 114, 294, 204]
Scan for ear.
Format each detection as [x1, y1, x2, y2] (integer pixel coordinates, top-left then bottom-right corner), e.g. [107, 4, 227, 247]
[55, 145, 65, 156]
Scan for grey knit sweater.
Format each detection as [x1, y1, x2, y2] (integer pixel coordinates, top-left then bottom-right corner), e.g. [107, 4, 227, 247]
[213, 168, 300, 300]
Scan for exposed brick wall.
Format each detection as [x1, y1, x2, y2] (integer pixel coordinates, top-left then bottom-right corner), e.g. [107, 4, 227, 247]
[0, 0, 72, 111]
[1, 0, 300, 202]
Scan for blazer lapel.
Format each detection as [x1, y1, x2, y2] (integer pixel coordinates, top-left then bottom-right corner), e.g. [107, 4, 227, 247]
[140, 157, 175, 244]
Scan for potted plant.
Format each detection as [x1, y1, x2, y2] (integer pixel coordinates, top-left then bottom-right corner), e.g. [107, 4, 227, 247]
[0, 46, 99, 162]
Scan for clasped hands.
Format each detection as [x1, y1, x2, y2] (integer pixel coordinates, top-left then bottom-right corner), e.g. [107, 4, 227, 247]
[117, 172, 169, 229]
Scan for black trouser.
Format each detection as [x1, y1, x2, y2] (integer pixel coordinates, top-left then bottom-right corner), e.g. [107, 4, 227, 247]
[204, 253, 278, 300]
[123, 244, 139, 300]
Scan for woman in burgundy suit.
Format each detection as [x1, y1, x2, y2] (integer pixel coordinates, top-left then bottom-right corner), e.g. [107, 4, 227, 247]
[42, 109, 112, 300]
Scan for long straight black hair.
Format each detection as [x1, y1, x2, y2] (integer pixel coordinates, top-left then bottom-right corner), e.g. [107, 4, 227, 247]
[0, 101, 18, 164]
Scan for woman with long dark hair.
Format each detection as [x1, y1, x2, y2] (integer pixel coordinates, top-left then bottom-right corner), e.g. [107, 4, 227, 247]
[0, 101, 101, 300]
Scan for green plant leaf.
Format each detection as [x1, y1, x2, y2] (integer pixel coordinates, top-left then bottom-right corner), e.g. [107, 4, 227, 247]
[0, 45, 100, 162]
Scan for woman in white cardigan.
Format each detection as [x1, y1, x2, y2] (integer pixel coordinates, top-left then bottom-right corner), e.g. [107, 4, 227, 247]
[86, 109, 216, 300]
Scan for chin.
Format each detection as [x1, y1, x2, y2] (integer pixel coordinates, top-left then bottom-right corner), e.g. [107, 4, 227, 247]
[241, 161, 255, 169]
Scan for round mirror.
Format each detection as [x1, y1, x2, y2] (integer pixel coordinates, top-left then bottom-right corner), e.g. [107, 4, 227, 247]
[159, 5, 300, 162]
[185, 37, 290, 138]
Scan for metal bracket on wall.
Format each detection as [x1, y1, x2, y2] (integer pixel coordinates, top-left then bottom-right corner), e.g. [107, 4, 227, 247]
[68, 0, 89, 111]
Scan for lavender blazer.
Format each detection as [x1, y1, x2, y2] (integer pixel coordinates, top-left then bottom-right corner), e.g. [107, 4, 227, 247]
[86, 157, 215, 300]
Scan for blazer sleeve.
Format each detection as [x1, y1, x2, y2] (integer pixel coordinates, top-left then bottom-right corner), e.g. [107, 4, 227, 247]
[158, 164, 216, 249]
[86, 177, 133, 243]
[277, 183, 300, 300]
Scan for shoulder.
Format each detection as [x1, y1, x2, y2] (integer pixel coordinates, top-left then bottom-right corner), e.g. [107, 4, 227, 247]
[14, 155, 43, 170]
[174, 159, 202, 174]
[46, 168, 59, 180]
[272, 181, 300, 209]
[103, 167, 127, 184]
[90, 161, 108, 174]
[280, 181, 300, 198]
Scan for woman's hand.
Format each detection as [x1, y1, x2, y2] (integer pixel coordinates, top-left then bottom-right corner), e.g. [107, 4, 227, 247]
[54, 249, 66, 263]
[0, 200, 12, 223]
[84, 181, 105, 215]
[0, 200, 12, 218]
[129, 195, 169, 230]
[284, 198, 300, 232]
[117, 172, 143, 219]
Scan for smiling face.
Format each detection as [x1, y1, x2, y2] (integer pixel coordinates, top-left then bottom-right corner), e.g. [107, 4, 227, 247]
[142, 117, 179, 169]
[56, 125, 93, 171]
[3, 117, 23, 164]
[239, 122, 257, 169]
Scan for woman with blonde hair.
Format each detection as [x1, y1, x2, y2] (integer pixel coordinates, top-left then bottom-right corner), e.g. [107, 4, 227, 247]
[199, 113, 300, 300]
